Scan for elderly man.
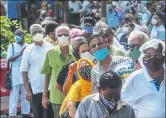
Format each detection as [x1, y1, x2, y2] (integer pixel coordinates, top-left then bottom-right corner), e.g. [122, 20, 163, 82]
[41, 25, 75, 118]
[75, 70, 135, 118]
[121, 39, 165, 117]
[128, 31, 149, 70]
[21, 24, 54, 118]
[7, 29, 30, 118]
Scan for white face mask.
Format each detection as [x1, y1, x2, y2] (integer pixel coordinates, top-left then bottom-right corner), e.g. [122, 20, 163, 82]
[57, 35, 69, 46]
[33, 33, 43, 42]
[151, 18, 157, 25]
[80, 52, 96, 62]
[122, 26, 129, 34]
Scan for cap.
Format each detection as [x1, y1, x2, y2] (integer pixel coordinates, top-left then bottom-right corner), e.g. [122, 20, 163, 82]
[69, 28, 86, 39]
[15, 29, 24, 36]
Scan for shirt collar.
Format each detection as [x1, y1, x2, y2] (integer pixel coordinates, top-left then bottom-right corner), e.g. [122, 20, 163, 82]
[143, 67, 166, 82]
[91, 93, 127, 111]
[57, 45, 73, 56]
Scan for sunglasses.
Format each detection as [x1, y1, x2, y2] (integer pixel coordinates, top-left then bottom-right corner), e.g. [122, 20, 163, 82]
[57, 33, 69, 37]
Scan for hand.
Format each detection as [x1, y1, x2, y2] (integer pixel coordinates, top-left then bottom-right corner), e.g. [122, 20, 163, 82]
[42, 95, 49, 109]
[69, 62, 77, 73]
[26, 90, 32, 102]
[20, 47, 26, 56]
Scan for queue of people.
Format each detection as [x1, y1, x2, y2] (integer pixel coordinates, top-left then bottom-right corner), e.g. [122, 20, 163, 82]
[6, 0, 165, 118]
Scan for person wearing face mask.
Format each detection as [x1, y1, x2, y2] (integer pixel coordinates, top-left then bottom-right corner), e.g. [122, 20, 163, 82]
[128, 31, 149, 70]
[121, 39, 165, 118]
[75, 70, 135, 118]
[150, 13, 165, 41]
[59, 58, 95, 118]
[20, 24, 54, 118]
[88, 35, 131, 93]
[7, 29, 30, 118]
[62, 40, 97, 95]
[41, 25, 75, 118]
[106, 4, 119, 30]
[56, 37, 88, 94]
[81, 16, 96, 35]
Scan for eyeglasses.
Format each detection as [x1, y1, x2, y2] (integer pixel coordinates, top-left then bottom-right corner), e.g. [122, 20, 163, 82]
[57, 33, 69, 37]
[91, 42, 104, 49]
[143, 53, 163, 60]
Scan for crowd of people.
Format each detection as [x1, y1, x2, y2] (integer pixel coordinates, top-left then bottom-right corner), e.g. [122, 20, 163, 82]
[5, 0, 165, 118]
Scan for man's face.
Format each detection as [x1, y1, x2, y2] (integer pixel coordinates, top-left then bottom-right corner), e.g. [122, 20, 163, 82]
[56, 29, 69, 46]
[79, 43, 90, 55]
[49, 32, 56, 41]
[129, 36, 144, 52]
[100, 87, 121, 102]
[89, 37, 107, 54]
[105, 34, 114, 47]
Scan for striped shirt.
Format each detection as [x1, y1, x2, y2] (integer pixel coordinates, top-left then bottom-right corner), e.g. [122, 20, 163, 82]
[91, 56, 131, 93]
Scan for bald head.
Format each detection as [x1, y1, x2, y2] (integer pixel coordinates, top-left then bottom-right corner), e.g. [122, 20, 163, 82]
[128, 31, 149, 46]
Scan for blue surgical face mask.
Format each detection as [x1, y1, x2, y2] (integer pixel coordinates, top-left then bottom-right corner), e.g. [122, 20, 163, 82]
[15, 35, 23, 43]
[93, 47, 109, 61]
[82, 24, 93, 34]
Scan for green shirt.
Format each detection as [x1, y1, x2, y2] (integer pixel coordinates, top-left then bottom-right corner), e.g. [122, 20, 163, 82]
[41, 45, 75, 104]
[109, 45, 125, 56]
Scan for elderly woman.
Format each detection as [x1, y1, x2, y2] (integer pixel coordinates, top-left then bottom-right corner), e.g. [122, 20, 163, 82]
[127, 31, 149, 70]
[59, 58, 95, 118]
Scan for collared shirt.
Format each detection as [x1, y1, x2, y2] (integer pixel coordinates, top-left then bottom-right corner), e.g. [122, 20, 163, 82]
[68, 1, 82, 13]
[41, 45, 75, 104]
[121, 68, 165, 118]
[107, 10, 119, 28]
[20, 42, 53, 94]
[75, 93, 135, 118]
[7, 42, 28, 86]
[91, 56, 130, 93]
[43, 35, 57, 46]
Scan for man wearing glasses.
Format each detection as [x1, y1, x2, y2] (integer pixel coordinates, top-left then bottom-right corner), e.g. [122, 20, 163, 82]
[41, 25, 75, 118]
[121, 39, 165, 117]
[88, 34, 131, 93]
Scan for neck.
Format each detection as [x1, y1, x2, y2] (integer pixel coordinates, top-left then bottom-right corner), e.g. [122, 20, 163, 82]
[18, 41, 24, 46]
[100, 55, 112, 71]
[148, 67, 164, 82]
[60, 45, 69, 56]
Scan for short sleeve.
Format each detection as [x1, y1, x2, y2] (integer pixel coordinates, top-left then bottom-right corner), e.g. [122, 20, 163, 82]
[67, 84, 79, 102]
[75, 100, 87, 118]
[41, 51, 51, 74]
[7, 44, 13, 59]
[20, 47, 29, 72]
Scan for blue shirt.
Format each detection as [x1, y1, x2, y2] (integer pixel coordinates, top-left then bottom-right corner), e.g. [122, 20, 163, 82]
[7, 1, 21, 19]
[107, 10, 119, 28]
[150, 25, 165, 41]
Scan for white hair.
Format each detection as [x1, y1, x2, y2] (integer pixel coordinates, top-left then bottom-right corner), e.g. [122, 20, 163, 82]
[30, 24, 42, 36]
[128, 31, 149, 44]
[55, 25, 70, 36]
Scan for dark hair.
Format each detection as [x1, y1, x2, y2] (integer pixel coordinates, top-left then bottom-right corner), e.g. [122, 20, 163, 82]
[157, 43, 163, 53]
[45, 23, 58, 35]
[146, 2, 153, 9]
[99, 71, 122, 90]
[129, 23, 135, 29]
[102, 28, 114, 38]
[78, 41, 88, 50]
[157, 12, 165, 23]
[88, 34, 105, 46]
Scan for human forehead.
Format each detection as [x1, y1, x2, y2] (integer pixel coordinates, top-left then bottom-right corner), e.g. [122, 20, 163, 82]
[103, 87, 121, 95]
[144, 47, 159, 54]
[79, 60, 90, 68]
[80, 43, 89, 49]
[90, 37, 104, 45]
[56, 29, 69, 35]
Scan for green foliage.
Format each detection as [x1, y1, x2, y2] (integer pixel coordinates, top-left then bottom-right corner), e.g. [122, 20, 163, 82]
[0, 16, 32, 59]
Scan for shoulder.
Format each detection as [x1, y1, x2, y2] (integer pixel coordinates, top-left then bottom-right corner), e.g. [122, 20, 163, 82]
[24, 44, 34, 52]
[91, 63, 99, 72]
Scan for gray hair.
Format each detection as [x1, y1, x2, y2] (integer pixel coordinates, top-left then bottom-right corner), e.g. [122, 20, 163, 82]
[30, 24, 43, 36]
[55, 25, 70, 36]
[128, 31, 149, 45]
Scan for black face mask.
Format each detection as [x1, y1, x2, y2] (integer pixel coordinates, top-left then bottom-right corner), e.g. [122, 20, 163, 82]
[143, 56, 164, 72]
[79, 66, 92, 80]
[73, 48, 80, 60]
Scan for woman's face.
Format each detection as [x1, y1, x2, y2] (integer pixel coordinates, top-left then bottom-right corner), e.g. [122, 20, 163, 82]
[79, 60, 91, 71]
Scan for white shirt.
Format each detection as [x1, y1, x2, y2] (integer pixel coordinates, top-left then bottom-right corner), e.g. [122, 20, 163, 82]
[20, 42, 53, 94]
[121, 68, 165, 118]
[68, 1, 82, 13]
[113, 37, 127, 53]
[7, 42, 28, 86]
